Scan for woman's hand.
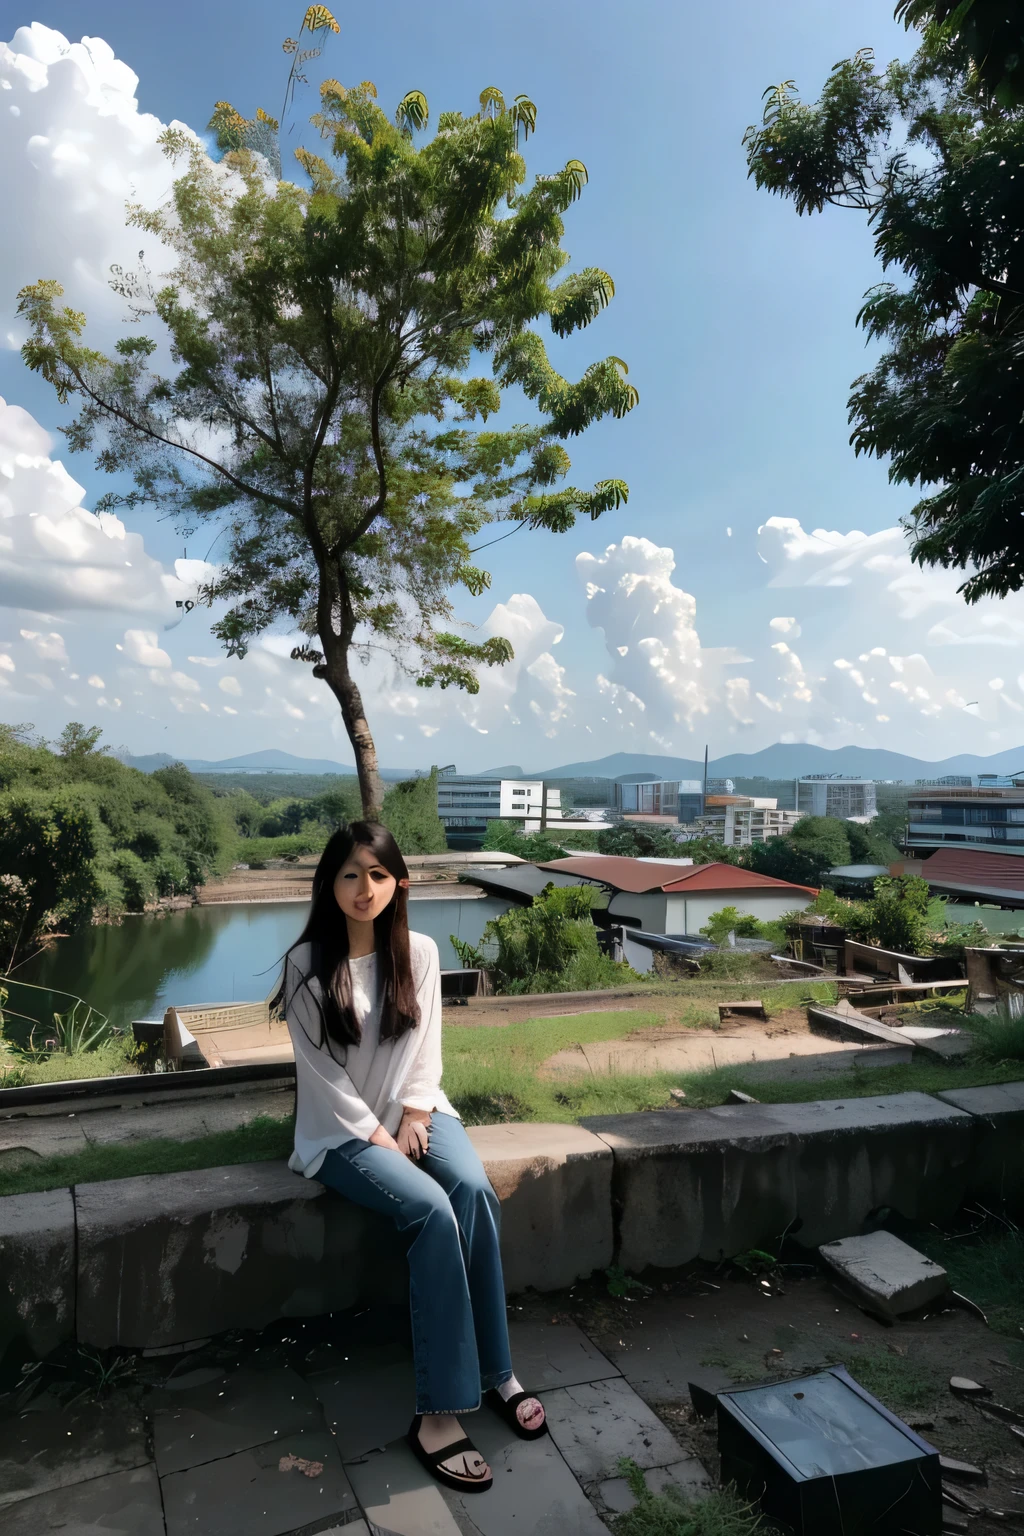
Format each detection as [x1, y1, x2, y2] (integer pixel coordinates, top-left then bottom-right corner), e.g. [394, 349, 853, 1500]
[396, 1107, 431, 1161]
[369, 1123, 402, 1153]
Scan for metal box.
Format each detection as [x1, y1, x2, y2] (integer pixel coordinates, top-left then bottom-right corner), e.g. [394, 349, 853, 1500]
[716, 1366, 941, 1535]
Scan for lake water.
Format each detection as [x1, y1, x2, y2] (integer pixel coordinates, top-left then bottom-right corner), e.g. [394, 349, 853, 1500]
[8, 896, 510, 1038]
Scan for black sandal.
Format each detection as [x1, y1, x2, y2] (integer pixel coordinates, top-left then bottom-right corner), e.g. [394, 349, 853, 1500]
[406, 1415, 493, 1494]
[485, 1387, 548, 1440]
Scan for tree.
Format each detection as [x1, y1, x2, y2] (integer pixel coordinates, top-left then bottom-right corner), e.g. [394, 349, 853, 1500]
[381, 768, 447, 854]
[741, 818, 848, 886]
[867, 873, 931, 951]
[744, 5, 1024, 601]
[788, 816, 852, 868]
[20, 79, 637, 817]
[0, 790, 99, 969]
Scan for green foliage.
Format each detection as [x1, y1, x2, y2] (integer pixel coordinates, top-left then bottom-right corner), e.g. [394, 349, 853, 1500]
[597, 823, 726, 861]
[19, 75, 636, 812]
[964, 1005, 1024, 1063]
[0, 725, 233, 961]
[868, 873, 931, 952]
[235, 830, 328, 867]
[474, 882, 630, 993]
[381, 768, 447, 854]
[698, 906, 785, 948]
[612, 1458, 763, 1536]
[481, 819, 572, 861]
[744, 16, 1024, 602]
[107, 849, 154, 912]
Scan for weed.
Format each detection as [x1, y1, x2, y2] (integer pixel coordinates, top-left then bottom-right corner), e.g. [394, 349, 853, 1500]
[612, 1458, 763, 1536]
[827, 1343, 939, 1415]
[963, 1006, 1024, 1063]
[65, 1347, 136, 1406]
[913, 1217, 1024, 1341]
[606, 1266, 653, 1298]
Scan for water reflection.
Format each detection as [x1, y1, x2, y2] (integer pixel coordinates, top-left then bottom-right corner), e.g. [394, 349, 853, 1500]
[11, 896, 509, 1036]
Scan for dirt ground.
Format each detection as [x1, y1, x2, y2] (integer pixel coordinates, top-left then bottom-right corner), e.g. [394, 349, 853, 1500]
[514, 1261, 1024, 1533]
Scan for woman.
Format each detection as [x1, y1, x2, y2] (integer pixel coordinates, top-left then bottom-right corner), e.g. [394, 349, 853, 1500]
[275, 822, 546, 1494]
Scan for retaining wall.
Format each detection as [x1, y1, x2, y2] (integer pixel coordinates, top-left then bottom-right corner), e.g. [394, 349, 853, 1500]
[1, 1085, 1021, 1359]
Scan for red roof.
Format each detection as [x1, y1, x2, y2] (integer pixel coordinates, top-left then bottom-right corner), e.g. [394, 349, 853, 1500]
[922, 848, 1024, 894]
[537, 856, 818, 897]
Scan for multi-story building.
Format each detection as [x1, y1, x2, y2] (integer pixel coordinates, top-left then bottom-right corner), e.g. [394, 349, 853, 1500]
[616, 779, 704, 821]
[794, 775, 877, 821]
[722, 800, 802, 847]
[915, 775, 972, 787]
[698, 795, 801, 846]
[436, 768, 613, 847]
[905, 782, 1024, 859]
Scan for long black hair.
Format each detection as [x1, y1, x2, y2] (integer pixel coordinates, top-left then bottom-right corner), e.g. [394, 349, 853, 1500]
[272, 821, 420, 1058]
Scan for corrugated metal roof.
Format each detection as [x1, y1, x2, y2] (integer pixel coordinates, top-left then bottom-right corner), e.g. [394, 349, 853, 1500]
[536, 856, 817, 897]
[922, 848, 1024, 893]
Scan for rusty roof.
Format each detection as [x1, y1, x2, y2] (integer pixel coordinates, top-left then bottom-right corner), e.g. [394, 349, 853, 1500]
[536, 856, 818, 897]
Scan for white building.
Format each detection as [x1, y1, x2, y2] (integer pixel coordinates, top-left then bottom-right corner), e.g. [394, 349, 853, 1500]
[722, 799, 803, 846]
[795, 776, 877, 821]
[436, 769, 604, 845]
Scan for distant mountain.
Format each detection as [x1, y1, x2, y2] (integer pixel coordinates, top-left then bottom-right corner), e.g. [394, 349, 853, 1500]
[529, 744, 1024, 782]
[479, 764, 526, 778]
[117, 748, 419, 780]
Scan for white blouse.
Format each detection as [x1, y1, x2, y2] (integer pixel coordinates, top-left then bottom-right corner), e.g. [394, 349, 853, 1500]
[283, 929, 460, 1179]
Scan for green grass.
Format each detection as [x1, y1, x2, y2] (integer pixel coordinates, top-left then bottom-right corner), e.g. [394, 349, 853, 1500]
[912, 1222, 1024, 1342]
[961, 1007, 1024, 1064]
[0, 1114, 294, 1198]
[612, 1460, 764, 1536]
[0, 1037, 141, 1087]
[2, 993, 1021, 1198]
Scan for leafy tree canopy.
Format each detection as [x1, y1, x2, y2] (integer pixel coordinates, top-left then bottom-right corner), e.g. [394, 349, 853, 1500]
[19, 71, 637, 815]
[381, 767, 447, 854]
[744, 2, 1024, 601]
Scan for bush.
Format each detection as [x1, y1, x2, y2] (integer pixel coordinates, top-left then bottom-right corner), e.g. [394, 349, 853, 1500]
[236, 830, 328, 867]
[151, 851, 190, 897]
[964, 1006, 1024, 1063]
[453, 882, 636, 994]
[699, 905, 779, 946]
[381, 768, 447, 854]
[106, 849, 154, 912]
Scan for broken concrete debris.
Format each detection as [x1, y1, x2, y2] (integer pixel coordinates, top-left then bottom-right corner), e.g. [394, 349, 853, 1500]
[818, 1230, 949, 1320]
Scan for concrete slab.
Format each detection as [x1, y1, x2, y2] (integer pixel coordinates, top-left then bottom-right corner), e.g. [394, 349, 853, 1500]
[582, 1092, 975, 1270]
[75, 1159, 403, 1348]
[308, 1342, 417, 1461]
[438, 1399, 609, 1536]
[346, 1440, 462, 1534]
[160, 1429, 357, 1536]
[539, 1376, 683, 1484]
[0, 1119, 88, 1164]
[0, 1396, 149, 1509]
[819, 1230, 949, 1319]
[1, 1464, 165, 1536]
[467, 1123, 613, 1293]
[506, 1318, 621, 1391]
[542, 1028, 885, 1080]
[598, 1458, 712, 1514]
[150, 1365, 323, 1475]
[937, 1081, 1024, 1205]
[0, 1188, 75, 1357]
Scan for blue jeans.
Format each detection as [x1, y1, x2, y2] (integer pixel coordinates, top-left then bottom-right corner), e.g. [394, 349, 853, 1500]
[316, 1112, 514, 1415]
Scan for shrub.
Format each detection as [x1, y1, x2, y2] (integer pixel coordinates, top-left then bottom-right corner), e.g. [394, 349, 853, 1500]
[106, 849, 154, 912]
[964, 1006, 1024, 1063]
[381, 767, 447, 854]
[236, 830, 328, 867]
[151, 852, 190, 897]
[453, 882, 635, 994]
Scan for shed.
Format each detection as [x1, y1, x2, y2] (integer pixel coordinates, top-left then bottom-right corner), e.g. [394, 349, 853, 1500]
[536, 857, 818, 934]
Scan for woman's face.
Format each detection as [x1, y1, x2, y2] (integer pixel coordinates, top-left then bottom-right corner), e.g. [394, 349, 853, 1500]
[333, 843, 398, 924]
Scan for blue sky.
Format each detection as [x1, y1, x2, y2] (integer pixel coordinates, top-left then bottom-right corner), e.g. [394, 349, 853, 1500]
[1, 4, 1019, 770]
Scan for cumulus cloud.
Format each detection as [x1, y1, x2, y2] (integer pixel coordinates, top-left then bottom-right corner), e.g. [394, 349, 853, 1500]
[123, 629, 171, 668]
[0, 398, 214, 617]
[0, 24, 198, 349]
[576, 537, 751, 742]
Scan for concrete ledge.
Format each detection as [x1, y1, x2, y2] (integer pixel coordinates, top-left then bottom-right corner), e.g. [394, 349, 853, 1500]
[582, 1092, 975, 1271]
[468, 1123, 613, 1292]
[935, 1082, 1024, 1207]
[0, 1189, 76, 1358]
[75, 1161, 405, 1350]
[72, 1124, 611, 1350]
[3, 1089, 1019, 1357]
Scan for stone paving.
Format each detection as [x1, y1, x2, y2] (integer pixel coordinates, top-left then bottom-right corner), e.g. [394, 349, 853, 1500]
[0, 1309, 711, 1536]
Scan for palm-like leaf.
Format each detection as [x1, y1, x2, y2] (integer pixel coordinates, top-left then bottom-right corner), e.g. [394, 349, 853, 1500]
[396, 90, 429, 133]
[549, 269, 615, 337]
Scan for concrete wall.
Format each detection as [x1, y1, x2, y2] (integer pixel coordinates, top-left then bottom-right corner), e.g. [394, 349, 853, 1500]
[1, 1086, 1020, 1358]
[610, 889, 814, 936]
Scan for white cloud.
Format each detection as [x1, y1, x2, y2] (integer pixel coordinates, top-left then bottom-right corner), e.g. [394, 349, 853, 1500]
[19, 627, 66, 661]
[218, 675, 242, 697]
[123, 628, 171, 668]
[0, 24, 200, 350]
[86, 674, 104, 688]
[0, 398, 215, 618]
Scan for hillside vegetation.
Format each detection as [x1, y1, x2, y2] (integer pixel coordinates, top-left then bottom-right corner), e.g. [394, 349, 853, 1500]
[0, 723, 235, 967]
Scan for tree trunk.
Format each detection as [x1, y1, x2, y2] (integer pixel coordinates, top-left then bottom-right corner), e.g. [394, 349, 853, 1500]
[321, 648, 386, 819]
